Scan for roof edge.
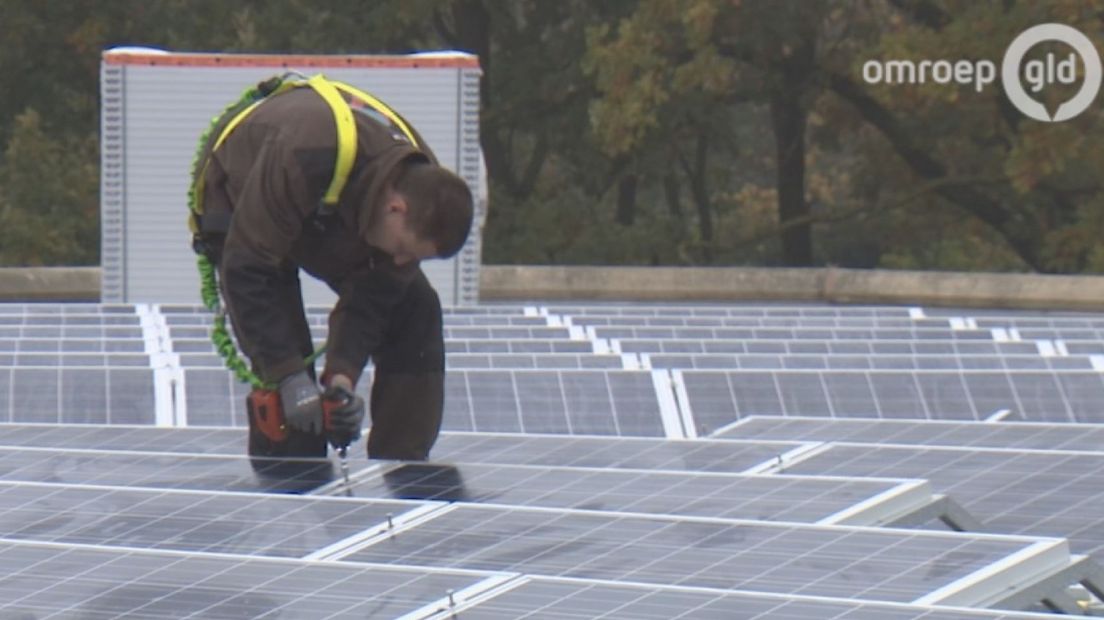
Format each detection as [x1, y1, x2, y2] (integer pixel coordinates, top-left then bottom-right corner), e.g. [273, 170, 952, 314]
[101, 49, 480, 69]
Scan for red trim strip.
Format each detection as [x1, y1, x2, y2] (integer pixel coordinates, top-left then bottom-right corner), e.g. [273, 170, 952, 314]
[102, 52, 480, 69]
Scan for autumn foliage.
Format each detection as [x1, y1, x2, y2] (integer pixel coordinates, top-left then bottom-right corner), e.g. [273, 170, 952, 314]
[1, 0, 1102, 272]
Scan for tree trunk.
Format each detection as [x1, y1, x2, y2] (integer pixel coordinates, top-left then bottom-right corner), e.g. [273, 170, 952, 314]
[663, 174, 683, 219]
[449, 1, 491, 98]
[616, 173, 637, 226]
[770, 93, 812, 266]
[686, 130, 714, 255]
[443, 1, 548, 201]
[769, 35, 815, 267]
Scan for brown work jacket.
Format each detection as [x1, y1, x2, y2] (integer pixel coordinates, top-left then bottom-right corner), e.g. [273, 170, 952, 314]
[203, 86, 436, 385]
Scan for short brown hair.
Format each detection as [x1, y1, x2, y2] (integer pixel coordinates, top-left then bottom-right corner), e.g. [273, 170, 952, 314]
[395, 162, 474, 258]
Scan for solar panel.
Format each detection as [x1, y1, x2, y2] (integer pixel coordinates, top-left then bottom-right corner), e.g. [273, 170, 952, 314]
[0, 314, 139, 326]
[616, 338, 1043, 356]
[166, 325, 243, 341]
[2, 425, 809, 475]
[0, 424, 243, 455]
[0, 303, 134, 314]
[974, 317, 1104, 328]
[922, 307, 1100, 318]
[166, 337, 603, 357]
[164, 324, 579, 341]
[591, 326, 997, 341]
[0, 447, 339, 494]
[0, 481, 431, 557]
[446, 339, 597, 354]
[443, 326, 576, 340]
[181, 369, 678, 436]
[1018, 328, 1104, 340]
[165, 318, 1101, 347]
[0, 338, 147, 353]
[0, 541, 1066, 618]
[1, 368, 155, 425]
[0, 353, 152, 367]
[340, 462, 932, 525]
[162, 313, 553, 327]
[176, 352, 631, 371]
[438, 353, 630, 370]
[675, 369, 1104, 432]
[158, 302, 535, 316]
[443, 431, 805, 472]
[457, 577, 1066, 619]
[337, 503, 1070, 605]
[0, 471, 928, 556]
[437, 305, 538, 315]
[541, 304, 916, 318]
[645, 353, 1098, 371]
[1064, 340, 1104, 355]
[0, 539, 492, 619]
[441, 371, 670, 436]
[776, 443, 1104, 562]
[168, 339, 226, 353]
[0, 325, 144, 339]
[441, 316, 551, 326]
[720, 416, 1104, 452]
[162, 308, 325, 326]
[0, 432, 1090, 613]
[568, 315, 930, 328]
[180, 368, 251, 427]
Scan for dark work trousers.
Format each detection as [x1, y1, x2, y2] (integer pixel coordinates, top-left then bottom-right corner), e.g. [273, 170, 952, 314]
[229, 260, 446, 462]
[365, 268, 445, 461]
[233, 260, 329, 460]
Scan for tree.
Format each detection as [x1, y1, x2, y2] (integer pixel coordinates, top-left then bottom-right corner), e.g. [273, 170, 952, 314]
[0, 109, 99, 265]
[586, 0, 829, 266]
[820, 0, 1104, 273]
[4, 0, 1104, 272]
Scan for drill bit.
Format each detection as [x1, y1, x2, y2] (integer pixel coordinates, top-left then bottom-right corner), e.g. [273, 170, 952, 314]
[338, 445, 351, 492]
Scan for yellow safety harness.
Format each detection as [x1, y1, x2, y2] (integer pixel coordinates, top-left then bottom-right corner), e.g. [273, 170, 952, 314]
[187, 72, 418, 388]
[190, 72, 418, 234]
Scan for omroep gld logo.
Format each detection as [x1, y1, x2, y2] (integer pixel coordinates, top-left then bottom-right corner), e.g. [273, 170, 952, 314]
[862, 23, 1102, 122]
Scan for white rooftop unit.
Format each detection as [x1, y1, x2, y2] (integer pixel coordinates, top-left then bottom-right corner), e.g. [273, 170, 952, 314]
[100, 49, 484, 305]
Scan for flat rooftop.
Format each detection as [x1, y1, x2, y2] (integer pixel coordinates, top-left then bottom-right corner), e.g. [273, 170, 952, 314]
[0, 301, 1101, 617]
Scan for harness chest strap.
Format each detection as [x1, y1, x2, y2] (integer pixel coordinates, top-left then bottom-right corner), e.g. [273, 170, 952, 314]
[197, 74, 420, 218]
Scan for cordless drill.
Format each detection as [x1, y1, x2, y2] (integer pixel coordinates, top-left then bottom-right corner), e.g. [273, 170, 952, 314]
[247, 385, 361, 486]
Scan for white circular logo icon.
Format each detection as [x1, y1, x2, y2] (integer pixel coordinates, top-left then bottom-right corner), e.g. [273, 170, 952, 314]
[1002, 23, 1102, 122]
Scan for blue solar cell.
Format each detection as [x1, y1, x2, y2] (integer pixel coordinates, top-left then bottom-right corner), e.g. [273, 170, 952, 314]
[105, 369, 156, 425]
[60, 369, 108, 424]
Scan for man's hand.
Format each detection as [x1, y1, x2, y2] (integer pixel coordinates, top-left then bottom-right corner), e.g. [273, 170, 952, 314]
[322, 377, 365, 449]
[277, 369, 323, 435]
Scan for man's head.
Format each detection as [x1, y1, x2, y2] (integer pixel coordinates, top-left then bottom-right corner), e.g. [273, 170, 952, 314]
[370, 162, 474, 266]
[368, 159, 476, 264]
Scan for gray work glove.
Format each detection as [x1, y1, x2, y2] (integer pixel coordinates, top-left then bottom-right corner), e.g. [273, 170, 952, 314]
[278, 369, 323, 435]
[323, 385, 366, 449]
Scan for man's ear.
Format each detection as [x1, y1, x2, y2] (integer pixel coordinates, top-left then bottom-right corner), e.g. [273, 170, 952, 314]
[386, 192, 408, 215]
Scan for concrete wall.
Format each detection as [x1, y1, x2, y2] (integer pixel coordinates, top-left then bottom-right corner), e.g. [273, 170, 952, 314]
[481, 266, 1104, 311]
[4, 265, 1104, 311]
[0, 267, 101, 302]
